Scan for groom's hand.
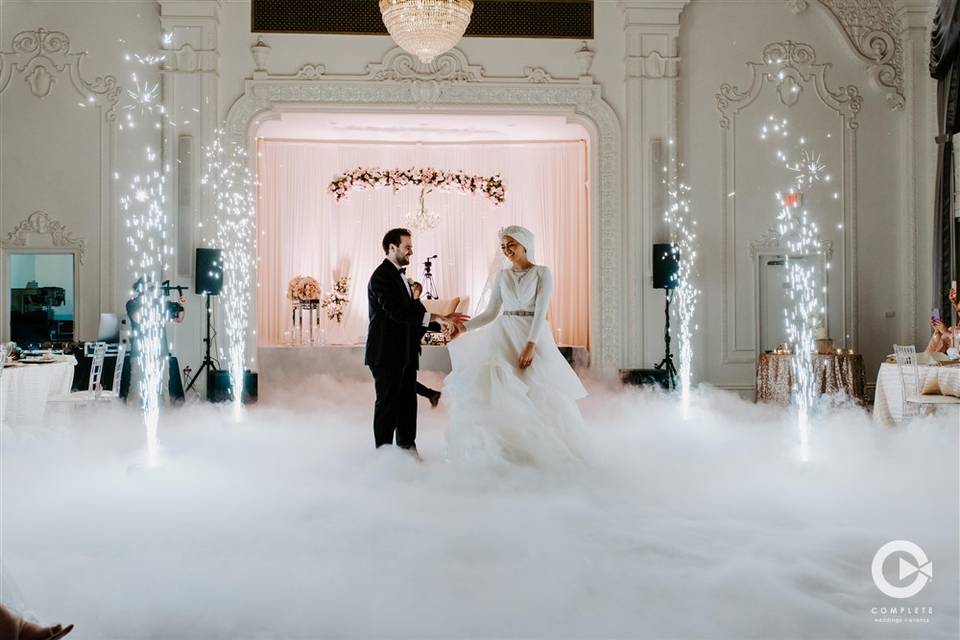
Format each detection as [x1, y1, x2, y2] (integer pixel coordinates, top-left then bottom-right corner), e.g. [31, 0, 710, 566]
[432, 312, 470, 332]
[444, 312, 470, 332]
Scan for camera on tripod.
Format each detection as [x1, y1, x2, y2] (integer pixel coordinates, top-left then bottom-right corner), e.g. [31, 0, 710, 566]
[421, 255, 439, 300]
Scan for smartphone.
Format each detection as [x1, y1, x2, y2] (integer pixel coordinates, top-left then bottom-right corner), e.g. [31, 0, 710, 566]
[932, 307, 941, 323]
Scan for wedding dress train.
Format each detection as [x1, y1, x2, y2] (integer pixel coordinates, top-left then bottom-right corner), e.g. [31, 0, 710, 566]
[444, 266, 588, 465]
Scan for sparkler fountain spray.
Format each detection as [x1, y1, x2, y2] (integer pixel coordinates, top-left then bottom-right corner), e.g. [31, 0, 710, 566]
[118, 50, 171, 466]
[202, 130, 257, 421]
[762, 116, 830, 461]
[662, 141, 700, 418]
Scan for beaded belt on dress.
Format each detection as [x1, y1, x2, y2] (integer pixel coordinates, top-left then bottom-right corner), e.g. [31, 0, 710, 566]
[503, 310, 534, 317]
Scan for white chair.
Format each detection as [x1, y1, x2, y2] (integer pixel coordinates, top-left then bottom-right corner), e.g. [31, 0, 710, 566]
[49, 342, 125, 404]
[893, 344, 960, 419]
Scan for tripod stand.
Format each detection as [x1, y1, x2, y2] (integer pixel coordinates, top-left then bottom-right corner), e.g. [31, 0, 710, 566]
[654, 288, 677, 389]
[421, 254, 439, 300]
[185, 292, 218, 396]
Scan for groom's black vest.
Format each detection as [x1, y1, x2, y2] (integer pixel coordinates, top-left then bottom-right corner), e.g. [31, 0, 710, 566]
[365, 259, 438, 370]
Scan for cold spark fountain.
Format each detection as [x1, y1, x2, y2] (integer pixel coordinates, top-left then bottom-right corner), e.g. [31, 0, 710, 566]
[202, 130, 257, 420]
[762, 116, 830, 461]
[117, 44, 177, 465]
[662, 140, 700, 417]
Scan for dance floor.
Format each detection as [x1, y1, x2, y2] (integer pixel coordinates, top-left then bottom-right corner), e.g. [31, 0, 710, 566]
[2, 377, 958, 639]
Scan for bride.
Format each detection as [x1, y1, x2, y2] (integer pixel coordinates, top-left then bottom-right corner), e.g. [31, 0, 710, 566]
[443, 225, 589, 465]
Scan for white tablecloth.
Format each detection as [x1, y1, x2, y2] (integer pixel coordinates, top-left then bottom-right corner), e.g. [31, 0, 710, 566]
[872, 361, 960, 424]
[0, 356, 76, 425]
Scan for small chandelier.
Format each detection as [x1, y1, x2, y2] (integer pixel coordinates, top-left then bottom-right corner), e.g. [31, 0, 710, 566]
[403, 188, 441, 230]
[379, 0, 474, 64]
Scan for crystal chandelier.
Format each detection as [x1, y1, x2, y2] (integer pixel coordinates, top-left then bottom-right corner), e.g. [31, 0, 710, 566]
[379, 0, 474, 64]
[403, 188, 441, 230]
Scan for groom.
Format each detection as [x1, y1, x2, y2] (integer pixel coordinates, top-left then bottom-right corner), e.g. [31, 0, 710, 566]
[365, 228, 468, 456]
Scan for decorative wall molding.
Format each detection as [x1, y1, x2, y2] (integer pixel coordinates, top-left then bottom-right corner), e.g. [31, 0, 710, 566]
[160, 43, 219, 75]
[716, 41, 861, 364]
[717, 41, 862, 127]
[625, 51, 681, 79]
[0, 28, 120, 120]
[226, 46, 624, 369]
[750, 228, 834, 260]
[296, 64, 326, 79]
[524, 67, 553, 83]
[790, 0, 906, 110]
[2, 211, 86, 263]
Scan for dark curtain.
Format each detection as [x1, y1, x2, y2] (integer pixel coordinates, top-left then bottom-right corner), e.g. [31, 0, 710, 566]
[931, 0, 960, 321]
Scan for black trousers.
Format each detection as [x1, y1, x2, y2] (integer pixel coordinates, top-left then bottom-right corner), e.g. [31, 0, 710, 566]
[370, 365, 418, 449]
[416, 381, 438, 398]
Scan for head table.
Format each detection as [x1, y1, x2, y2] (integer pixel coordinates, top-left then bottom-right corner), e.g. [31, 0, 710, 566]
[755, 352, 866, 405]
[0, 355, 77, 426]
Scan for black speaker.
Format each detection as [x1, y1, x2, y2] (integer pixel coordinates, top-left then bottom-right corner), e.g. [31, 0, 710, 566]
[620, 368, 670, 390]
[207, 369, 232, 402]
[195, 248, 223, 295]
[653, 243, 680, 290]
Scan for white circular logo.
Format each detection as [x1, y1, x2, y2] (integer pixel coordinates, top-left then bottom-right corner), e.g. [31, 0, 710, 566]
[872, 540, 933, 599]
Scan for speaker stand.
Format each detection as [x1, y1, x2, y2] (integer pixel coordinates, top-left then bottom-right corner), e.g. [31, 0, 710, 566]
[185, 293, 218, 398]
[654, 289, 677, 389]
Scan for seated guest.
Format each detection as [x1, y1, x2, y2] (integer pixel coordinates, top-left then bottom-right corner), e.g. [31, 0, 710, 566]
[926, 287, 959, 354]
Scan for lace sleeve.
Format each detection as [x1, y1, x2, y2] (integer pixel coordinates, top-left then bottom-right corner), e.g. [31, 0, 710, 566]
[465, 270, 503, 332]
[528, 266, 554, 344]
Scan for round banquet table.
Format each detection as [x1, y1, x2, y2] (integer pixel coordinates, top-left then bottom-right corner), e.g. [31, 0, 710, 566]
[0, 355, 77, 426]
[755, 352, 866, 405]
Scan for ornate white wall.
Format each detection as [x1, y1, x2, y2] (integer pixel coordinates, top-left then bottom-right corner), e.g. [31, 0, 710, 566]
[0, 0, 940, 389]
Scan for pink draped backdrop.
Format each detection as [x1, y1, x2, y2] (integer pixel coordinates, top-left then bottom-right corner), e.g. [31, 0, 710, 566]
[256, 139, 590, 348]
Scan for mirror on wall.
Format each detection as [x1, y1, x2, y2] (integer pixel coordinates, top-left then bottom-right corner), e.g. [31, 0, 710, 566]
[6, 252, 75, 345]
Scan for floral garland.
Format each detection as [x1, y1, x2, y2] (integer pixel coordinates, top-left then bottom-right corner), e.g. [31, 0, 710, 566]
[329, 167, 505, 206]
[320, 276, 350, 323]
[287, 275, 321, 302]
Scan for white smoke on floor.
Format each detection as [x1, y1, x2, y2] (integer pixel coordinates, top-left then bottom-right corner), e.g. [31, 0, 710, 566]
[1, 380, 957, 639]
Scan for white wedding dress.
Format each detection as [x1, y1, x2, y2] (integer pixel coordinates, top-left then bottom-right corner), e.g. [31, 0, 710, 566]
[444, 265, 589, 465]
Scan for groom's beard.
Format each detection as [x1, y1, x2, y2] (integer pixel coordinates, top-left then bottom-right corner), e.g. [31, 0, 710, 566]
[396, 253, 410, 266]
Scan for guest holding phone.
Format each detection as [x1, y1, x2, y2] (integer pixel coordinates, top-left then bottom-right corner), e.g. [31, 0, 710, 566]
[926, 286, 959, 354]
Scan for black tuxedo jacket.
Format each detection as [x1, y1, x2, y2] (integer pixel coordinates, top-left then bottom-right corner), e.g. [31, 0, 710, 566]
[365, 259, 440, 370]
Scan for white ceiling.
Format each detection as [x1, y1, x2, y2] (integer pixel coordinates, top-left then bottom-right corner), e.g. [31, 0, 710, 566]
[255, 111, 589, 143]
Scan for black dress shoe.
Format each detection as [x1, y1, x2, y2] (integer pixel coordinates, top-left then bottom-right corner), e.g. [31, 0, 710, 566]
[429, 391, 441, 408]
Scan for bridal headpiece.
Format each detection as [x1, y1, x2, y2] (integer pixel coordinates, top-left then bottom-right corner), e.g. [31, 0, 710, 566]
[498, 225, 535, 261]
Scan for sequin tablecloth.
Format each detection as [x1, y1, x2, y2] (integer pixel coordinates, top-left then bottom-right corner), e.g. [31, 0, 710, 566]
[755, 352, 866, 404]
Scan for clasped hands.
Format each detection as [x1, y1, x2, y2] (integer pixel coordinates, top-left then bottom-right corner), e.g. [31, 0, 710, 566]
[412, 282, 470, 336]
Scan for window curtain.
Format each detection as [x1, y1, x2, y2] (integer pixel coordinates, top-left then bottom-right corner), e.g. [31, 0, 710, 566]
[256, 140, 590, 348]
[931, 0, 960, 320]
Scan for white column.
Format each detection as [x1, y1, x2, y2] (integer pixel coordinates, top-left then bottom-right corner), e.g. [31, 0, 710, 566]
[900, 1, 937, 345]
[158, 0, 222, 382]
[621, 0, 691, 368]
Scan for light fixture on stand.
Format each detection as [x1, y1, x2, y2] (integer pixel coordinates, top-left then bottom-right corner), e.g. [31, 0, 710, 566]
[379, 0, 474, 64]
[403, 187, 441, 230]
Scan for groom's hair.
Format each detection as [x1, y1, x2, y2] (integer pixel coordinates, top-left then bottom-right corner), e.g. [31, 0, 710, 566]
[382, 228, 411, 254]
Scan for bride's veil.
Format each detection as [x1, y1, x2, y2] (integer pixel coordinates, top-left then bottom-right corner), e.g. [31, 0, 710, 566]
[473, 229, 507, 315]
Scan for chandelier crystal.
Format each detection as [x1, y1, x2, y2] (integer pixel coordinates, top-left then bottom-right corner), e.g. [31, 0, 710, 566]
[403, 188, 441, 230]
[379, 0, 474, 64]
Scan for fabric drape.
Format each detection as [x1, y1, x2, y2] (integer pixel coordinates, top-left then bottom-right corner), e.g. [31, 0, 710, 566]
[255, 140, 590, 348]
[931, 0, 960, 320]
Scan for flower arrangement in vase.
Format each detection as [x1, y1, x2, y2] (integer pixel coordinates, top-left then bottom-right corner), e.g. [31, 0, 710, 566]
[321, 276, 350, 323]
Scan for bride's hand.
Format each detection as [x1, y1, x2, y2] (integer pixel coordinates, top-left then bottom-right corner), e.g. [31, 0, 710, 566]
[518, 342, 535, 369]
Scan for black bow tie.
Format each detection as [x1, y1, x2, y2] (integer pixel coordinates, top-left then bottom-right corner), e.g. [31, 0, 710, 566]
[398, 267, 406, 274]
